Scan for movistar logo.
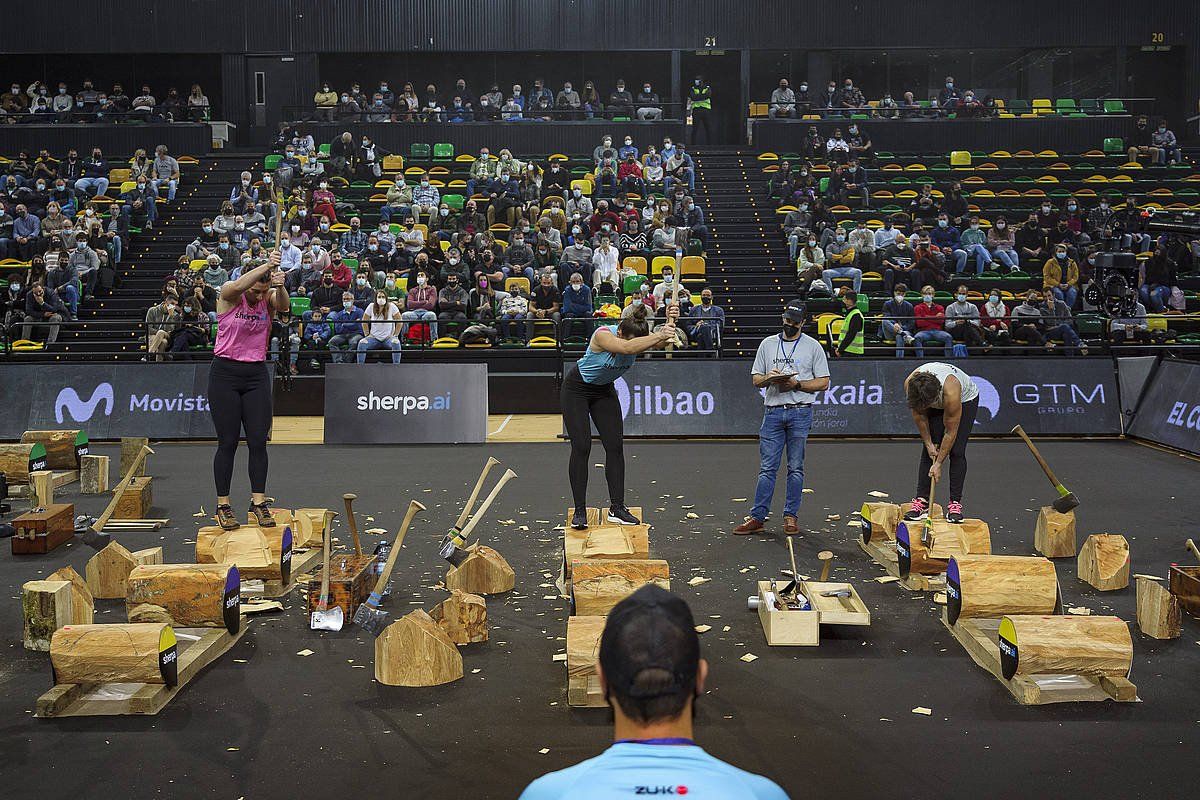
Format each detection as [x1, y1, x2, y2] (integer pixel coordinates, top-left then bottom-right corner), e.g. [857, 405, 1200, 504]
[55, 383, 114, 423]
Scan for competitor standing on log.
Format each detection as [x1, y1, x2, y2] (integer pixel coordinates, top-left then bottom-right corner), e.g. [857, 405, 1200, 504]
[564, 303, 679, 531]
[903, 361, 979, 524]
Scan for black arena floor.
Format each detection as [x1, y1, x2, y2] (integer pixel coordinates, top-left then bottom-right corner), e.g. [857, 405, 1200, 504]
[1, 439, 1198, 799]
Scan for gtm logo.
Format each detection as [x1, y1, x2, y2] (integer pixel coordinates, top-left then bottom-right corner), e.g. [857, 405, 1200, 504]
[55, 383, 114, 423]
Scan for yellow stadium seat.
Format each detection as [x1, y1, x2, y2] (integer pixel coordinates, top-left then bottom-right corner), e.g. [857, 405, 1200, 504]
[331, 222, 350, 232]
[108, 168, 131, 183]
[119, 181, 137, 194]
[189, 259, 207, 271]
[1035, 175, 1059, 183]
[881, 163, 902, 171]
[368, 194, 387, 202]
[431, 336, 460, 349]
[1036, 149, 1059, 158]
[623, 255, 648, 275]
[810, 163, 830, 173]
[1032, 99, 1052, 115]
[775, 205, 797, 214]
[382, 155, 405, 171]
[1014, 150, 1035, 158]
[977, 162, 999, 170]
[1048, 162, 1070, 170]
[570, 178, 593, 196]
[504, 277, 530, 295]
[680, 255, 706, 282]
[1147, 315, 1168, 332]
[448, 179, 467, 187]
[989, 150, 1011, 158]
[757, 152, 779, 161]
[962, 175, 986, 184]
[949, 150, 971, 166]
[904, 164, 927, 172]
[1120, 161, 1143, 170]
[529, 335, 558, 349]
[548, 154, 569, 162]
[404, 166, 426, 175]
[973, 189, 996, 197]
[455, 154, 477, 162]
[1110, 174, 1133, 183]
[896, 190, 917, 199]
[650, 256, 676, 278]
[374, 179, 394, 187]
[440, 240, 450, 252]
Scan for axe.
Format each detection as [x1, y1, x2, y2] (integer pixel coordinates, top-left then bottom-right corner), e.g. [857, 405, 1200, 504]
[309, 518, 344, 631]
[779, 536, 803, 600]
[1011, 425, 1079, 513]
[353, 499, 425, 636]
[440, 457, 500, 553]
[440, 468, 517, 567]
[78, 445, 153, 550]
[342, 493, 363, 556]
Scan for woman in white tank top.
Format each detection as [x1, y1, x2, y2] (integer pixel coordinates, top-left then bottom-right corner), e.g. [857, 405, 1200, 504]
[902, 362, 981, 522]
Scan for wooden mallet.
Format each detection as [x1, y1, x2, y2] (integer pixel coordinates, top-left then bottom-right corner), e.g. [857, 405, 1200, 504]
[342, 493, 363, 556]
[818, 550, 834, 582]
[1011, 424, 1079, 513]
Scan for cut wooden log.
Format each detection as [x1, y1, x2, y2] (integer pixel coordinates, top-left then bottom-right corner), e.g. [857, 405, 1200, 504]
[1078, 534, 1130, 591]
[85, 542, 164, 599]
[126, 564, 241, 633]
[374, 610, 463, 686]
[445, 545, 515, 595]
[1136, 576, 1181, 639]
[0, 442, 40, 483]
[113, 476, 154, 520]
[925, 519, 992, 560]
[1034, 507, 1077, 558]
[571, 559, 670, 616]
[196, 525, 292, 582]
[946, 554, 1058, 625]
[21, 430, 85, 470]
[50, 623, 178, 686]
[30, 470, 55, 507]
[566, 615, 607, 707]
[293, 508, 334, 548]
[120, 437, 150, 478]
[895, 520, 950, 577]
[859, 502, 899, 543]
[80, 454, 111, 495]
[48, 566, 94, 625]
[998, 615, 1133, 679]
[23, 580, 73, 651]
[429, 589, 488, 645]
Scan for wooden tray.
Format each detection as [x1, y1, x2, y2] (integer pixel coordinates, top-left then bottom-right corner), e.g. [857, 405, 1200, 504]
[755, 580, 870, 646]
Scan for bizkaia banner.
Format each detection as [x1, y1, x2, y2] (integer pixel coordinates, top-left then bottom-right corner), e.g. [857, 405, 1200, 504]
[0, 363, 267, 439]
[569, 358, 1121, 437]
[1128, 359, 1200, 455]
[323, 363, 487, 444]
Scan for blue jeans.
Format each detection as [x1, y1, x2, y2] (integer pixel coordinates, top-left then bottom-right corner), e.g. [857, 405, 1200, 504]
[880, 320, 915, 357]
[822, 266, 862, 292]
[152, 178, 177, 201]
[75, 176, 109, 197]
[949, 248, 968, 273]
[964, 243, 991, 273]
[993, 248, 1018, 270]
[60, 283, 79, 314]
[1051, 285, 1078, 309]
[751, 406, 812, 522]
[1044, 324, 1082, 353]
[1140, 284, 1170, 312]
[401, 309, 437, 340]
[357, 336, 401, 363]
[914, 329, 954, 356]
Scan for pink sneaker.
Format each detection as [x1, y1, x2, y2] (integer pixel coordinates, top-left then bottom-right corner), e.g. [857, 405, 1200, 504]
[903, 497, 928, 521]
[947, 500, 964, 524]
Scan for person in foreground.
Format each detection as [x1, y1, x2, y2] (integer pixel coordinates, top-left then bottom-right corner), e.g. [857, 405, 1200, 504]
[564, 303, 679, 531]
[210, 249, 289, 530]
[519, 585, 789, 800]
[902, 361, 979, 524]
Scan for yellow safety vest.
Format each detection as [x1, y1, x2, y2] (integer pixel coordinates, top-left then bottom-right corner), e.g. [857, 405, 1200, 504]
[838, 307, 865, 354]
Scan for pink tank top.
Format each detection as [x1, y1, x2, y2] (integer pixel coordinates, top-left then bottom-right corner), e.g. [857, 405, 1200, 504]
[214, 292, 272, 361]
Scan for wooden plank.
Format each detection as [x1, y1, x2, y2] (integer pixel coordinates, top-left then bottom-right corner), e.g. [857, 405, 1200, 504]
[253, 546, 321, 599]
[51, 470, 80, 489]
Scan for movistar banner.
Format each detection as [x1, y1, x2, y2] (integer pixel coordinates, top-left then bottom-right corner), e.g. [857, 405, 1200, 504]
[1128, 359, 1200, 455]
[0, 363, 270, 440]
[572, 358, 1121, 437]
[323, 363, 488, 444]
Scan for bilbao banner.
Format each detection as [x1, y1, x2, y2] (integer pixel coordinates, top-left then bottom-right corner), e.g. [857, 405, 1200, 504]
[323, 363, 487, 444]
[0, 363, 262, 439]
[1127, 359, 1200, 455]
[568, 357, 1120, 437]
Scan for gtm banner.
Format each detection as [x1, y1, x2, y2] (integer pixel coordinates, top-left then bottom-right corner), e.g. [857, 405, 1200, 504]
[575, 358, 1120, 437]
[1128, 359, 1200, 455]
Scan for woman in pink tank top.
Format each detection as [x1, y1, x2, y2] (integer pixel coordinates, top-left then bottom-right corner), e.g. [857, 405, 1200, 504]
[208, 249, 289, 531]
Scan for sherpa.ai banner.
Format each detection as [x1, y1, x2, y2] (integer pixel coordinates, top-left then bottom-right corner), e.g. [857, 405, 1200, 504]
[0, 363, 260, 439]
[1128, 359, 1200, 455]
[570, 358, 1120, 437]
[323, 363, 488, 444]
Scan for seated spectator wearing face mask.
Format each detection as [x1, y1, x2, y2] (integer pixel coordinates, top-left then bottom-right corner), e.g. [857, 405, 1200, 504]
[1010, 291, 1049, 349]
[401, 271, 439, 341]
[769, 79, 796, 118]
[912, 286, 953, 357]
[944, 284, 986, 352]
[822, 227, 861, 293]
[145, 291, 180, 361]
[437, 272, 470, 329]
[327, 292, 365, 362]
[687, 288, 724, 351]
[982, 291, 1011, 347]
[1042, 244, 1079, 310]
[357, 290, 403, 363]
[881, 283, 917, 357]
[526, 272, 562, 338]
[985, 216, 1018, 271]
[497, 283, 529, 341]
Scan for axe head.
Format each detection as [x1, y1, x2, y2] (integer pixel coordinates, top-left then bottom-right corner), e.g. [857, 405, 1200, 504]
[353, 602, 391, 636]
[440, 539, 471, 568]
[1052, 492, 1080, 514]
[78, 528, 112, 551]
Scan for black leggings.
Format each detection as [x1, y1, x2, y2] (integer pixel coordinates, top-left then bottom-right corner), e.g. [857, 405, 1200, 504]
[208, 356, 272, 497]
[916, 397, 979, 503]
[561, 364, 625, 511]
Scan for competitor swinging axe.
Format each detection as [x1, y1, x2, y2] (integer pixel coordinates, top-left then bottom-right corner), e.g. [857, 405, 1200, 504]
[1011, 425, 1080, 513]
[439, 457, 500, 553]
[440, 468, 518, 567]
[354, 499, 426, 636]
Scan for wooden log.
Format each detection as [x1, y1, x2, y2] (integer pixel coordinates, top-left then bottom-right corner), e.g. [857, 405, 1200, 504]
[566, 615, 606, 705]
[374, 610, 463, 686]
[571, 559, 670, 616]
[1136, 577, 1181, 639]
[1078, 534, 1130, 591]
[30, 470, 55, 507]
[294, 508, 334, 548]
[895, 521, 947, 577]
[85, 542, 164, 599]
[126, 564, 241, 633]
[946, 554, 1058, 625]
[21, 430, 85, 470]
[1034, 507, 1077, 558]
[23, 580, 73, 651]
[998, 615, 1133, 679]
[925, 519, 992, 560]
[0, 442, 40, 483]
[196, 525, 291, 582]
[445, 545, 515, 595]
[429, 589, 488, 644]
[48, 566, 94, 625]
[120, 437, 150, 478]
[80, 454, 111, 495]
[859, 502, 899, 543]
[113, 476, 153, 520]
[49, 623, 179, 686]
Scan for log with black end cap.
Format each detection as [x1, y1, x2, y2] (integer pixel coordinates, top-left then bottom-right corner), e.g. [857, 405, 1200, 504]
[354, 499, 425, 635]
[440, 468, 517, 567]
[945, 554, 1059, 626]
[126, 564, 242, 634]
[441, 456, 500, 554]
[1011, 425, 1079, 513]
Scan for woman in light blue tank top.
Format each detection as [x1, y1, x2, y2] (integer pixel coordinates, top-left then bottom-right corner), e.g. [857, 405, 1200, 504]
[563, 306, 679, 531]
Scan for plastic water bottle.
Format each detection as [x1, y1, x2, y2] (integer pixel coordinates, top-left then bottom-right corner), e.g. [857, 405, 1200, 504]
[372, 540, 393, 598]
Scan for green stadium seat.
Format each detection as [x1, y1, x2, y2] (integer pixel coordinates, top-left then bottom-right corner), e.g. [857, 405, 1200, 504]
[432, 143, 454, 161]
[442, 193, 465, 210]
[290, 297, 311, 316]
[1080, 99, 1100, 114]
[264, 154, 281, 170]
[1103, 137, 1124, 154]
[1103, 99, 1127, 113]
[319, 143, 331, 157]
[1055, 99, 1078, 113]
[410, 143, 431, 160]
[1007, 100, 1031, 115]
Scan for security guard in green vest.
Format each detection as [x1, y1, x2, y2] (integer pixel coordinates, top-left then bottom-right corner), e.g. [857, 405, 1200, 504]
[835, 289, 865, 356]
[688, 75, 713, 145]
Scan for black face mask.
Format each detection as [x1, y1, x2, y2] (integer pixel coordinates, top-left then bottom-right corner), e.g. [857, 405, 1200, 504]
[782, 321, 801, 337]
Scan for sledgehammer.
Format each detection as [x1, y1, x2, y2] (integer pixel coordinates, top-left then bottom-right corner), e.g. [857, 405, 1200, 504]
[1011, 425, 1079, 513]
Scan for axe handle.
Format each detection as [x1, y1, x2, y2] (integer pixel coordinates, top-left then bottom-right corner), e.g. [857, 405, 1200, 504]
[343, 495, 362, 556]
[665, 277, 680, 355]
[455, 469, 517, 543]
[786, 537, 800, 585]
[455, 457, 500, 530]
[1187, 539, 1200, 562]
[317, 520, 332, 609]
[367, 500, 425, 601]
[91, 446, 153, 533]
[1011, 425, 1065, 489]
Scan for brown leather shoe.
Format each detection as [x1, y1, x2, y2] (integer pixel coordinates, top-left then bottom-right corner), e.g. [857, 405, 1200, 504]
[733, 517, 765, 535]
[783, 516, 800, 535]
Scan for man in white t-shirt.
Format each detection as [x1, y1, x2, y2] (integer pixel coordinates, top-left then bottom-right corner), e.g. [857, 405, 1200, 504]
[735, 300, 831, 535]
[356, 290, 402, 364]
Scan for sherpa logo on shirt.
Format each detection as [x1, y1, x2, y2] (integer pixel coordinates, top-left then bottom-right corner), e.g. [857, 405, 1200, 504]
[633, 787, 688, 795]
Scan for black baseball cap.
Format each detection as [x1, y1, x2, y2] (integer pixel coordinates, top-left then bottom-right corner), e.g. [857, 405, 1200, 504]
[599, 585, 699, 705]
[783, 300, 807, 322]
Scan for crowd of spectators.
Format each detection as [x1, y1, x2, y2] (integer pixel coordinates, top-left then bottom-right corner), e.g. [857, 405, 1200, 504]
[1, 144, 182, 347]
[311, 77, 667, 122]
[0, 80, 210, 123]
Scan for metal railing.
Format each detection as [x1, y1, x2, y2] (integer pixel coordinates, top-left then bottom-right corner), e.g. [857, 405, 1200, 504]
[284, 102, 684, 126]
[748, 96, 1152, 120]
[0, 109, 211, 124]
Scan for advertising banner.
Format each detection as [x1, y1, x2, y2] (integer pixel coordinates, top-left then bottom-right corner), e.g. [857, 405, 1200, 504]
[323, 363, 488, 444]
[570, 358, 1121, 437]
[0, 363, 256, 439]
[1127, 359, 1200, 455]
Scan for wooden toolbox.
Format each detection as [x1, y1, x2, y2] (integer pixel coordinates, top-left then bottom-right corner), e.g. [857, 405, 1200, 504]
[113, 476, 154, 520]
[1169, 565, 1200, 617]
[12, 503, 75, 555]
[306, 553, 377, 618]
[756, 580, 870, 646]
